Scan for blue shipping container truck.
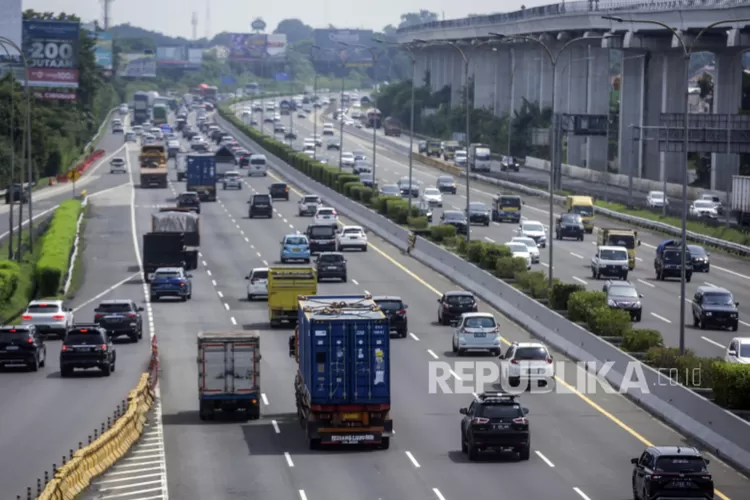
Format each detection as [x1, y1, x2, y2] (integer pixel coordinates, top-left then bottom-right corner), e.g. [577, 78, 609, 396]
[289, 295, 393, 449]
[186, 153, 217, 201]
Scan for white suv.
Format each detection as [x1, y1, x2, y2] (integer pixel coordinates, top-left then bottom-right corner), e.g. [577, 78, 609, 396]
[336, 225, 368, 251]
[21, 299, 75, 338]
[110, 157, 127, 174]
[245, 267, 269, 300]
[500, 342, 554, 388]
[452, 312, 502, 356]
[725, 337, 750, 364]
[313, 207, 339, 227]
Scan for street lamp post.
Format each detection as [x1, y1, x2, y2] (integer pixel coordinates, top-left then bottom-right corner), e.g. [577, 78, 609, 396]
[490, 32, 608, 287]
[335, 47, 349, 171]
[603, 16, 750, 354]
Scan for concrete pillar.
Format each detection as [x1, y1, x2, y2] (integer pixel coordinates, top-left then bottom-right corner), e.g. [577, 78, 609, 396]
[660, 52, 688, 184]
[449, 50, 463, 108]
[567, 44, 589, 167]
[711, 50, 743, 192]
[586, 45, 610, 172]
[473, 48, 495, 110]
[493, 49, 512, 117]
[618, 50, 646, 180]
[539, 47, 555, 109]
[554, 49, 571, 113]
[415, 51, 428, 88]
[512, 47, 529, 113]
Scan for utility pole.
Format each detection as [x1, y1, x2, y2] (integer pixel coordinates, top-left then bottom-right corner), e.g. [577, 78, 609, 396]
[191, 12, 198, 41]
[102, 0, 114, 30]
[204, 0, 210, 39]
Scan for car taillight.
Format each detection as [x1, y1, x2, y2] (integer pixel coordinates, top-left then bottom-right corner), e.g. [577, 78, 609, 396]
[126, 313, 136, 318]
[61, 345, 68, 351]
[512, 417, 528, 425]
[52, 315, 65, 320]
[95, 314, 104, 319]
[22, 315, 32, 320]
[546, 357, 553, 364]
[331, 210, 337, 216]
[100, 344, 108, 351]
[471, 417, 490, 424]
[510, 359, 519, 364]
[179, 283, 185, 287]
[396, 309, 406, 316]
[26, 337, 34, 344]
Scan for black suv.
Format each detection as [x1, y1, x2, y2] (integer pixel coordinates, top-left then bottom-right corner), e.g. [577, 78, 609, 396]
[177, 192, 201, 214]
[306, 224, 337, 253]
[466, 202, 491, 226]
[555, 213, 584, 241]
[0, 325, 46, 371]
[437, 291, 478, 325]
[440, 211, 468, 235]
[5, 183, 29, 204]
[94, 300, 145, 342]
[692, 286, 739, 331]
[688, 244, 710, 272]
[269, 182, 289, 200]
[631, 446, 714, 500]
[248, 194, 273, 218]
[315, 252, 347, 282]
[655, 242, 692, 282]
[460, 392, 530, 461]
[60, 325, 116, 377]
[373, 296, 408, 338]
[603, 280, 643, 322]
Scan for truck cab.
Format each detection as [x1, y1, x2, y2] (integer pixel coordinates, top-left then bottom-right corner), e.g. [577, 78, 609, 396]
[469, 143, 492, 172]
[267, 267, 317, 328]
[565, 195, 595, 233]
[426, 139, 442, 157]
[597, 228, 640, 270]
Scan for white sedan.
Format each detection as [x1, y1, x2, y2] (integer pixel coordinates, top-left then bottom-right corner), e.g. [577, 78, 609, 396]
[421, 188, 443, 207]
[340, 152, 355, 167]
[336, 225, 368, 251]
[110, 157, 127, 173]
[505, 242, 532, 269]
[313, 207, 339, 227]
[245, 267, 269, 300]
[511, 236, 540, 263]
[646, 190, 668, 208]
[689, 200, 718, 218]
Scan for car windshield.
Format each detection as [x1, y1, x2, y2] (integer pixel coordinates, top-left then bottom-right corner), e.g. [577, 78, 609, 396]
[506, 243, 528, 253]
[694, 201, 713, 209]
[499, 197, 521, 208]
[319, 254, 344, 263]
[688, 245, 707, 257]
[310, 226, 336, 237]
[303, 196, 320, 203]
[739, 344, 750, 357]
[464, 317, 496, 328]
[514, 347, 549, 360]
[607, 235, 635, 249]
[424, 188, 440, 196]
[154, 271, 181, 279]
[469, 203, 487, 211]
[343, 228, 362, 235]
[0, 330, 31, 339]
[226, 173, 239, 179]
[96, 303, 132, 313]
[446, 295, 473, 305]
[271, 184, 287, 190]
[253, 195, 270, 203]
[382, 186, 399, 194]
[180, 194, 198, 200]
[251, 270, 268, 279]
[663, 250, 682, 263]
[360, 175, 373, 182]
[317, 209, 334, 216]
[703, 292, 734, 305]
[654, 456, 707, 473]
[376, 300, 403, 310]
[65, 333, 105, 344]
[600, 249, 627, 260]
[609, 286, 639, 299]
[523, 223, 544, 232]
[476, 405, 522, 419]
[571, 205, 593, 217]
[26, 304, 60, 313]
[561, 214, 581, 223]
[285, 237, 307, 245]
[438, 176, 454, 184]
[444, 212, 465, 221]
[250, 158, 265, 165]
[651, 192, 664, 200]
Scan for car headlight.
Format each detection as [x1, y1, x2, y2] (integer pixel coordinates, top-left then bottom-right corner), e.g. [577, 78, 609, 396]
[621, 265, 628, 269]
[608, 299, 617, 307]
[731, 313, 738, 318]
[635, 301, 641, 308]
[705, 312, 712, 316]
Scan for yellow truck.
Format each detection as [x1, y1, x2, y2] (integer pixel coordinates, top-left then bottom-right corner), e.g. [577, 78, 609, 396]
[442, 141, 460, 161]
[268, 267, 317, 328]
[426, 139, 442, 157]
[598, 228, 640, 270]
[565, 195, 595, 233]
[140, 144, 168, 188]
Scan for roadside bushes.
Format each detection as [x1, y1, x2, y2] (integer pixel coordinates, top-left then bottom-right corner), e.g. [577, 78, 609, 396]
[495, 256, 528, 279]
[622, 329, 663, 352]
[549, 283, 585, 311]
[567, 290, 606, 323]
[430, 224, 456, 242]
[516, 271, 554, 299]
[586, 307, 632, 337]
[35, 200, 83, 297]
[712, 363, 750, 409]
[481, 243, 511, 270]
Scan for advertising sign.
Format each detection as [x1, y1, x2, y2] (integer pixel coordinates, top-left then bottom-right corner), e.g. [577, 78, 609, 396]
[33, 90, 76, 101]
[156, 46, 186, 65]
[313, 29, 374, 68]
[187, 48, 204, 68]
[266, 34, 287, 62]
[251, 18, 266, 31]
[22, 20, 80, 88]
[117, 53, 156, 78]
[94, 32, 113, 70]
[228, 33, 266, 62]
[0, 0, 23, 56]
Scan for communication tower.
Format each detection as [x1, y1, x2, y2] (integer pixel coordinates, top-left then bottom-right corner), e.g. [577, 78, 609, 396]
[192, 12, 198, 40]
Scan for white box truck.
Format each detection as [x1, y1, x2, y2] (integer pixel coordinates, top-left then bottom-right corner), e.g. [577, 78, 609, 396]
[197, 330, 261, 421]
[731, 175, 750, 226]
[469, 143, 492, 172]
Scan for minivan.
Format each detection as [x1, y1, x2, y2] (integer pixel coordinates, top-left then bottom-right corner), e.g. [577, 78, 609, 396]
[248, 154, 268, 176]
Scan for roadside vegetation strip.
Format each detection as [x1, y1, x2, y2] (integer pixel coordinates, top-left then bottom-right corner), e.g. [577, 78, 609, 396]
[35, 199, 84, 298]
[38, 373, 154, 500]
[218, 104, 750, 412]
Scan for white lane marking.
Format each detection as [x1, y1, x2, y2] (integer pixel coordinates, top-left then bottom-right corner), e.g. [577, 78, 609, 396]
[245, 236, 250, 242]
[256, 251, 261, 257]
[283, 218, 288, 223]
[352, 279, 359, 285]
[96, 473, 162, 484]
[572, 276, 588, 285]
[206, 269, 212, 276]
[433, 488, 447, 500]
[427, 349, 439, 359]
[72, 272, 141, 313]
[741, 320, 750, 327]
[289, 224, 294, 228]
[651, 312, 672, 324]
[230, 316, 237, 325]
[224, 303, 230, 311]
[637, 278, 655, 288]
[449, 369, 463, 380]
[405, 451, 421, 468]
[250, 244, 255, 249]
[212, 280, 217, 286]
[272, 420, 281, 433]
[701, 336, 725, 348]
[636, 257, 643, 262]
[299, 491, 308, 500]
[535, 450, 555, 467]
[570, 252, 584, 259]
[409, 332, 420, 341]
[262, 259, 269, 266]
[364, 289, 370, 294]
[541, 262, 549, 268]
[573, 487, 592, 500]
[201, 260, 207, 266]
[704, 281, 718, 287]
[713, 264, 750, 280]
[198, 251, 203, 257]
[105, 466, 162, 476]
[284, 452, 294, 467]
[484, 236, 495, 243]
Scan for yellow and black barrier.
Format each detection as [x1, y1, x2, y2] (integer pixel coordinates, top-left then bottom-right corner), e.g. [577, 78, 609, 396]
[410, 152, 465, 177]
[407, 232, 417, 254]
[37, 373, 154, 500]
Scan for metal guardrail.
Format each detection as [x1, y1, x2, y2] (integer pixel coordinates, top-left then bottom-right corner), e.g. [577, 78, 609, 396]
[396, 0, 750, 35]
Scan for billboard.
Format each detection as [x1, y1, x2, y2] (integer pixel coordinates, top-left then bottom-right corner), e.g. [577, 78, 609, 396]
[187, 48, 203, 67]
[312, 29, 374, 68]
[228, 34, 286, 62]
[266, 34, 287, 62]
[94, 32, 113, 70]
[156, 46, 186, 65]
[22, 20, 80, 88]
[117, 53, 156, 78]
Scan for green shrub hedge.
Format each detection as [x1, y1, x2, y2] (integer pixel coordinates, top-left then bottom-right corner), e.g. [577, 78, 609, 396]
[622, 329, 663, 352]
[549, 283, 585, 310]
[586, 306, 632, 337]
[430, 224, 456, 241]
[35, 200, 83, 297]
[712, 363, 750, 409]
[567, 291, 606, 323]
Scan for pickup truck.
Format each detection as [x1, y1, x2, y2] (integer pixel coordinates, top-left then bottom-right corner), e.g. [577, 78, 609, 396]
[21, 299, 75, 338]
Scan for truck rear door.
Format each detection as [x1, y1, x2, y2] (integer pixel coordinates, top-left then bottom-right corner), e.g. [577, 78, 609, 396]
[201, 341, 259, 395]
[200, 342, 229, 395]
[351, 319, 390, 404]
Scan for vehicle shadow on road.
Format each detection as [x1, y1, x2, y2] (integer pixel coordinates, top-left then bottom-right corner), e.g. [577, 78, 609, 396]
[447, 449, 527, 464]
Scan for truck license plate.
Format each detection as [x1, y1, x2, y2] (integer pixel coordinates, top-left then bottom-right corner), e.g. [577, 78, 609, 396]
[342, 412, 361, 420]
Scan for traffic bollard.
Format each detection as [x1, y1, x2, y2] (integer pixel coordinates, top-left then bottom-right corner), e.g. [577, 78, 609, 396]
[88, 435, 92, 445]
[44, 471, 49, 485]
[79, 441, 83, 450]
[52, 464, 57, 473]
[69, 449, 74, 459]
[37, 478, 41, 495]
[26, 486, 31, 499]
[62, 456, 66, 466]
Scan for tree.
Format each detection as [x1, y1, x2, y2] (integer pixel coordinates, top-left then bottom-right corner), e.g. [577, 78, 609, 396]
[275, 19, 313, 45]
[398, 10, 439, 29]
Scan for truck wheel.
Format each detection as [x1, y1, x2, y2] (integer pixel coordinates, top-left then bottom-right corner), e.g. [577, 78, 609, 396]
[467, 441, 479, 461]
[379, 437, 390, 450]
[248, 407, 261, 420]
[308, 438, 321, 450]
[518, 445, 531, 461]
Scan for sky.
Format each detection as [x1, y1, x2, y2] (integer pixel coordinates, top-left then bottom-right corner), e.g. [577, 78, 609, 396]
[24, 0, 553, 39]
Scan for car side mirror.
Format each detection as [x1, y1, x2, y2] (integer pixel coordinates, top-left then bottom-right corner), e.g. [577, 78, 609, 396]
[630, 458, 639, 465]
[138, 307, 144, 312]
[437, 298, 441, 303]
[728, 350, 737, 356]
[639, 294, 644, 298]
[637, 240, 641, 246]
[459, 408, 468, 415]
[498, 353, 505, 359]
[736, 301, 740, 307]
[403, 304, 408, 309]
[706, 252, 711, 256]
[245, 275, 250, 279]
[522, 407, 529, 415]
[247, 200, 251, 203]
[704, 459, 710, 465]
[187, 274, 193, 278]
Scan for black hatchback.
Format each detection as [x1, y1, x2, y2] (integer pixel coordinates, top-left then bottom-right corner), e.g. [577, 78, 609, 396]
[631, 446, 714, 500]
[437, 291, 478, 325]
[315, 252, 347, 281]
[440, 211, 468, 235]
[460, 392, 530, 461]
[269, 182, 289, 200]
[249, 194, 273, 218]
[177, 192, 201, 214]
[692, 286, 739, 331]
[373, 296, 408, 338]
[0, 325, 46, 371]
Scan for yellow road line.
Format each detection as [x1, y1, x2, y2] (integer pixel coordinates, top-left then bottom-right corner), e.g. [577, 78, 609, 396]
[267, 154, 733, 500]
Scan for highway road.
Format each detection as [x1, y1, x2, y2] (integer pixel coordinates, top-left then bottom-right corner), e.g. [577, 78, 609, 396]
[258, 106, 750, 360]
[0, 120, 131, 243]
[107, 108, 749, 500]
[0, 136, 150, 499]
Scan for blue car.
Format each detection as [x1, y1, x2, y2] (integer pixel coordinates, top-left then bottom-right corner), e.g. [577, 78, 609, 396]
[280, 234, 311, 263]
[149, 267, 192, 302]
